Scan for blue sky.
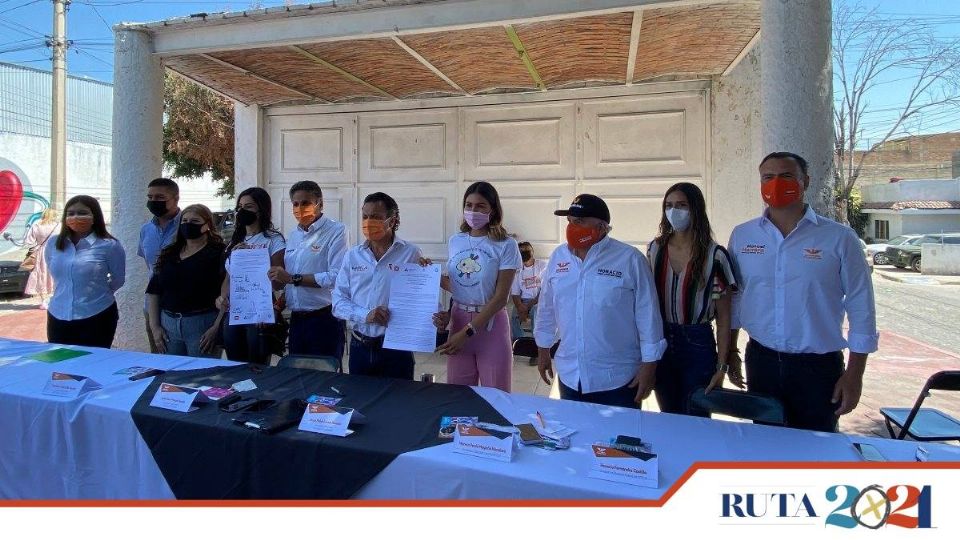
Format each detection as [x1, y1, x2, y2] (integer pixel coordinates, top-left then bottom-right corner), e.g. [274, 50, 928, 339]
[2, 0, 960, 144]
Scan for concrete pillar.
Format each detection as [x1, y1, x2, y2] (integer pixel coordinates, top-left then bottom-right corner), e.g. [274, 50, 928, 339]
[761, 0, 834, 215]
[234, 104, 263, 195]
[111, 28, 164, 351]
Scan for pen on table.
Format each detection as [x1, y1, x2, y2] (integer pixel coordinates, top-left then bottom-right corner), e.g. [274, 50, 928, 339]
[330, 386, 343, 396]
[536, 410, 546, 429]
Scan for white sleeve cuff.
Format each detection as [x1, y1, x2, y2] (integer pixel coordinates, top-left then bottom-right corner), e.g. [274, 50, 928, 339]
[353, 305, 369, 324]
[640, 338, 667, 362]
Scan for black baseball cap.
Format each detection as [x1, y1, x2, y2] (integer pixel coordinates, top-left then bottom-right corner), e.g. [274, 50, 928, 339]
[554, 194, 611, 223]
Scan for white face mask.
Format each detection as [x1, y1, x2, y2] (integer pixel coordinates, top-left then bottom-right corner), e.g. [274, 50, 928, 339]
[666, 207, 691, 232]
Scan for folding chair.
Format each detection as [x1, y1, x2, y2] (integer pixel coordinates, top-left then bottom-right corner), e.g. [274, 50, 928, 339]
[688, 387, 786, 425]
[277, 354, 342, 373]
[880, 370, 960, 442]
[512, 337, 559, 366]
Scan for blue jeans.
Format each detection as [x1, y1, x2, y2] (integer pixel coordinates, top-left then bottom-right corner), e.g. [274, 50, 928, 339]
[654, 323, 717, 416]
[509, 300, 537, 341]
[348, 337, 415, 380]
[160, 310, 221, 358]
[559, 379, 639, 409]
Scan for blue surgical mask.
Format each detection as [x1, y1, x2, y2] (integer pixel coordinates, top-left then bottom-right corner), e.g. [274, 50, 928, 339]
[666, 208, 691, 232]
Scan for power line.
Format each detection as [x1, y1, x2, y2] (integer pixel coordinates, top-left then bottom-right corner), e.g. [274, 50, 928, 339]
[0, 0, 44, 16]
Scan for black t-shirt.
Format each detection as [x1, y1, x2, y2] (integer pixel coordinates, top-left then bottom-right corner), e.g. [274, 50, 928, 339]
[147, 242, 226, 314]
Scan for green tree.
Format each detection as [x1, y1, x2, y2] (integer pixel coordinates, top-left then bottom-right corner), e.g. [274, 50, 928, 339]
[162, 73, 235, 196]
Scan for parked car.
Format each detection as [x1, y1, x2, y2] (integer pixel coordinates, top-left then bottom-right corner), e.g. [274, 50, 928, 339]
[866, 235, 921, 265]
[214, 210, 235, 240]
[859, 238, 873, 273]
[885, 233, 960, 273]
[0, 250, 30, 296]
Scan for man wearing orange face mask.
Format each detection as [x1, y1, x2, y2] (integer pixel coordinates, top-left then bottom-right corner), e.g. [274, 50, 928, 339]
[332, 192, 423, 379]
[727, 152, 878, 432]
[268, 181, 348, 364]
[534, 194, 666, 408]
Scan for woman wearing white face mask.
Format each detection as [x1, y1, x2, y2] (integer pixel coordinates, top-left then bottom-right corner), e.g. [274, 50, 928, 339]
[647, 182, 742, 416]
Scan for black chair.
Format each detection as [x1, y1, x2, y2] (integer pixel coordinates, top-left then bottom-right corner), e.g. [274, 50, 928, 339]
[879, 370, 960, 442]
[277, 354, 341, 373]
[512, 337, 559, 366]
[688, 387, 786, 425]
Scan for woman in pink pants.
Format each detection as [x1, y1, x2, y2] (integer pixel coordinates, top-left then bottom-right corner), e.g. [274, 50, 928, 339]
[434, 181, 521, 392]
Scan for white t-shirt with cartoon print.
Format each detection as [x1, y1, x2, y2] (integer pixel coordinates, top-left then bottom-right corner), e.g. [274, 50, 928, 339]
[446, 232, 522, 306]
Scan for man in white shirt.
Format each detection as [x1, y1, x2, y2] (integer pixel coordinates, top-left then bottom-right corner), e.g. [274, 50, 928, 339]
[333, 192, 423, 379]
[728, 152, 878, 432]
[535, 194, 666, 408]
[510, 241, 546, 341]
[268, 181, 348, 364]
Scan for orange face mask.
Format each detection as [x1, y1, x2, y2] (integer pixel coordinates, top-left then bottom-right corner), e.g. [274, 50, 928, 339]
[566, 223, 602, 250]
[292, 204, 317, 227]
[761, 176, 802, 208]
[362, 218, 390, 241]
[65, 215, 93, 235]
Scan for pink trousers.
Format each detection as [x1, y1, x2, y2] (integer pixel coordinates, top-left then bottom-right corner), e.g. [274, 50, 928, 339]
[447, 308, 512, 392]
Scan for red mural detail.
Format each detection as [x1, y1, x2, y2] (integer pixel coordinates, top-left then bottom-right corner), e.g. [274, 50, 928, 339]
[0, 170, 25, 232]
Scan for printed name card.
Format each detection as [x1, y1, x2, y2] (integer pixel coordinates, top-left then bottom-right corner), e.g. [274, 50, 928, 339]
[298, 403, 353, 437]
[452, 424, 514, 463]
[148, 383, 210, 412]
[41, 372, 102, 398]
[588, 444, 659, 488]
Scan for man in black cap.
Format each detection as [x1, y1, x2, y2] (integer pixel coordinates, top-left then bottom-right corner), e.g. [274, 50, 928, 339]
[534, 194, 666, 408]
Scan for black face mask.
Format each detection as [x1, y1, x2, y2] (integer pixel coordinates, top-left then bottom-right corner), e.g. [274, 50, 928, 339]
[180, 222, 205, 240]
[147, 200, 169, 218]
[521, 251, 533, 262]
[236, 208, 257, 227]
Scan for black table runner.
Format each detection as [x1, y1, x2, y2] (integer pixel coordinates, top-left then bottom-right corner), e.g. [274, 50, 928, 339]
[131, 365, 509, 499]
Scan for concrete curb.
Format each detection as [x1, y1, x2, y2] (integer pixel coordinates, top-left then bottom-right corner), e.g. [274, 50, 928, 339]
[875, 269, 960, 286]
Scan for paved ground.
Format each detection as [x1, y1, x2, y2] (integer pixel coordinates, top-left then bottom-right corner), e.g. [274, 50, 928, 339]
[2, 272, 958, 440]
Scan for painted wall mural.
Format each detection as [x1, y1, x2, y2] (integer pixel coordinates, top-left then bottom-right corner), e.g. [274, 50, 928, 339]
[0, 162, 50, 247]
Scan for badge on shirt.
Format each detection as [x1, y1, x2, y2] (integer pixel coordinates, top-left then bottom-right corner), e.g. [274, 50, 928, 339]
[803, 248, 823, 260]
[741, 244, 765, 255]
[556, 262, 571, 274]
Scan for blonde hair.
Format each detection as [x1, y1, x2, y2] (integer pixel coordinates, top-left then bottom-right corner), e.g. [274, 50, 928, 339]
[40, 208, 58, 224]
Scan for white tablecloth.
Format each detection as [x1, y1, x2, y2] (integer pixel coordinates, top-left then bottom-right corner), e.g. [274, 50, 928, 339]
[1, 338, 957, 500]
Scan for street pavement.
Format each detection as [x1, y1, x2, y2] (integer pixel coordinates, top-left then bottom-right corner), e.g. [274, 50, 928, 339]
[1, 272, 958, 440]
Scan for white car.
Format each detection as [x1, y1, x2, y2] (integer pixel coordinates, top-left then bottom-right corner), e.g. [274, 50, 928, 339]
[866, 235, 921, 265]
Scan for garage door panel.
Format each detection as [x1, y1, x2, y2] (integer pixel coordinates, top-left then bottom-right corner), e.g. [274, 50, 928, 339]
[495, 181, 576, 254]
[267, 114, 356, 184]
[359, 109, 458, 183]
[582, 94, 705, 179]
[463, 103, 576, 180]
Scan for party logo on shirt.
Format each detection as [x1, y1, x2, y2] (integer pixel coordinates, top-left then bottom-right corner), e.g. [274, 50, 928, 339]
[556, 262, 571, 274]
[803, 248, 823, 260]
[597, 268, 623, 279]
[741, 244, 765, 255]
[310, 243, 322, 252]
[455, 253, 482, 278]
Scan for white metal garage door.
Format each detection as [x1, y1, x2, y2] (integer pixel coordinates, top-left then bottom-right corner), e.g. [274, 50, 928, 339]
[264, 88, 707, 260]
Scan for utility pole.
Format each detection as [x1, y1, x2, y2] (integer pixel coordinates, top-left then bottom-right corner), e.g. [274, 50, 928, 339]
[49, 0, 69, 210]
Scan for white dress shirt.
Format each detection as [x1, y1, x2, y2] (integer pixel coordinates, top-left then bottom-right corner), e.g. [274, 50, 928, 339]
[534, 235, 667, 394]
[728, 206, 879, 354]
[284, 215, 348, 311]
[332, 236, 423, 337]
[45, 234, 126, 321]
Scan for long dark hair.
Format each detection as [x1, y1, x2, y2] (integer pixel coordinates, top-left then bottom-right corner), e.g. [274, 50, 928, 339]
[459, 181, 508, 241]
[227, 187, 281, 255]
[156, 204, 224, 270]
[653, 182, 714, 284]
[56, 195, 113, 250]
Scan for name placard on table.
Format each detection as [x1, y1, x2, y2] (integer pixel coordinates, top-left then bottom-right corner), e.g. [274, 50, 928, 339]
[148, 383, 210, 412]
[452, 424, 514, 463]
[41, 372, 102, 398]
[298, 403, 354, 437]
[588, 444, 659, 488]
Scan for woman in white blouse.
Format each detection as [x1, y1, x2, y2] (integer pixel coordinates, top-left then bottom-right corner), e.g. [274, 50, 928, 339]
[45, 195, 126, 348]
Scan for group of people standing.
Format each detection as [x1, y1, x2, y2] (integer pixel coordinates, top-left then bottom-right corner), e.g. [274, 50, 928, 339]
[36, 149, 877, 434]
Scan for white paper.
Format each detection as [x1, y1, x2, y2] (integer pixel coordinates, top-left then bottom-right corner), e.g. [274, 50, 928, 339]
[588, 444, 659, 488]
[452, 424, 514, 463]
[228, 248, 275, 325]
[41, 372, 102, 398]
[298, 403, 353, 437]
[383, 263, 442, 353]
[148, 383, 209, 413]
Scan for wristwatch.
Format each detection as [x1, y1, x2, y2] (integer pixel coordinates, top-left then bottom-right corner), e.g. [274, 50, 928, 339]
[465, 323, 476, 338]
[291, 273, 303, 286]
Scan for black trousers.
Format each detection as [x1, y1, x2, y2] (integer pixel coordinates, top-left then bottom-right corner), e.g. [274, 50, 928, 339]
[289, 307, 345, 362]
[47, 302, 119, 349]
[348, 336, 415, 380]
[745, 339, 844, 432]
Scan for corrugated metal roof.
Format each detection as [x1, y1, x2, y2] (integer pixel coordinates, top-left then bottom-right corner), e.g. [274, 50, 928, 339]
[0, 62, 113, 146]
